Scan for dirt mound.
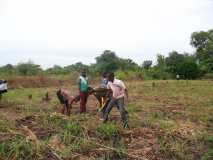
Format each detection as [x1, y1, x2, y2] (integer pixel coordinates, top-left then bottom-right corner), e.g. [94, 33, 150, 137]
[16, 116, 55, 140]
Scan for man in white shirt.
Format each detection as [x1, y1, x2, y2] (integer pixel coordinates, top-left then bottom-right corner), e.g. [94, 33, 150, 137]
[103, 73, 129, 128]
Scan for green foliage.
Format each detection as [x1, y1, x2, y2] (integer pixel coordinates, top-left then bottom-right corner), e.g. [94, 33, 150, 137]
[47, 114, 67, 129]
[152, 51, 201, 79]
[118, 58, 139, 71]
[95, 50, 139, 74]
[115, 70, 126, 80]
[177, 60, 201, 79]
[142, 60, 152, 69]
[95, 50, 120, 73]
[165, 51, 185, 75]
[0, 64, 15, 76]
[0, 135, 37, 160]
[63, 122, 82, 136]
[46, 62, 89, 75]
[16, 61, 42, 76]
[191, 29, 213, 73]
[97, 123, 118, 139]
[0, 61, 42, 76]
[148, 67, 172, 80]
[114, 70, 144, 80]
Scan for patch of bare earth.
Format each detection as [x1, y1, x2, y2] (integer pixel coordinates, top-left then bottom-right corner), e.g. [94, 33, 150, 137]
[123, 127, 162, 160]
[0, 102, 23, 121]
[16, 115, 55, 140]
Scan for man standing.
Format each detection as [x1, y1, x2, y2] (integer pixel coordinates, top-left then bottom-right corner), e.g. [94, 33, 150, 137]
[77, 70, 89, 113]
[103, 73, 129, 128]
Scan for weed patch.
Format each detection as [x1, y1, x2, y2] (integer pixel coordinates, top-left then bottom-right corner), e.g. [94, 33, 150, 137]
[97, 123, 119, 139]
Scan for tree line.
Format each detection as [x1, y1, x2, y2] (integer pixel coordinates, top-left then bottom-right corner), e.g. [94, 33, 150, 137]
[0, 29, 212, 80]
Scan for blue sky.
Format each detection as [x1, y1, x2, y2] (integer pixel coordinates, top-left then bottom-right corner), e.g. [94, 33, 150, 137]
[0, 0, 213, 68]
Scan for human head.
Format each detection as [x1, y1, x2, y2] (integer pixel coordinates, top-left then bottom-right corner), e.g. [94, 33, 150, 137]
[102, 72, 107, 78]
[81, 69, 86, 77]
[108, 72, 114, 82]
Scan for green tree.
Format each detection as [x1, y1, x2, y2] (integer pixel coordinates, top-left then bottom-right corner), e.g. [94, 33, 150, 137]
[142, 60, 152, 69]
[16, 61, 42, 75]
[95, 50, 120, 73]
[191, 29, 213, 72]
[156, 54, 167, 70]
[119, 58, 139, 71]
[150, 54, 171, 79]
[165, 51, 184, 76]
[177, 60, 200, 79]
[0, 64, 15, 75]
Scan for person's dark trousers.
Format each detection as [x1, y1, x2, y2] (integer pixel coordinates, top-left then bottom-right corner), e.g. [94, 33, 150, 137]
[100, 98, 111, 117]
[103, 97, 128, 127]
[80, 91, 88, 113]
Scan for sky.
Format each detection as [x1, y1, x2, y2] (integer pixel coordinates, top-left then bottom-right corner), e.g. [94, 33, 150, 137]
[0, 0, 213, 68]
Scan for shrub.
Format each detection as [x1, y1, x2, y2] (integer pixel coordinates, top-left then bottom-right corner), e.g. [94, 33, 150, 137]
[115, 70, 126, 80]
[16, 62, 42, 76]
[177, 60, 201, 79]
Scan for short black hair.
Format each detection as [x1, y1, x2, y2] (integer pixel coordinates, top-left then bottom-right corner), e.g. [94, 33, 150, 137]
[108, 72, 114, 78]
[102, 72, 108, 78]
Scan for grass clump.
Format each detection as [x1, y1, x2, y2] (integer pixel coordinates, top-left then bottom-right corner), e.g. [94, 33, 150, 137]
[97, 123, 118, 139]
[0, 135, 40, 160]
[45, 113, 67, 129]
[60, 122, 83, 145]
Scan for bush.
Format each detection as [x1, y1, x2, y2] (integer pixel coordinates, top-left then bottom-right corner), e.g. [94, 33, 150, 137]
[115, 70, 126, 80]
[16, 62, 42, 76]
[178, 60, 201, 79]
[114, 70, 144, 80]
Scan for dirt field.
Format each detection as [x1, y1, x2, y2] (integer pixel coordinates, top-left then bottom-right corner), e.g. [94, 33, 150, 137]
[0, 80, 212, 160]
